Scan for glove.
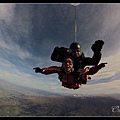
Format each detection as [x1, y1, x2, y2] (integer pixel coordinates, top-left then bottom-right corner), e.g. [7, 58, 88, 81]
[97, 63, 107, 70]
[33, 67, 43, 73]
[91, 40, 104, 52]
[54, 46, 60, 52]
[55, 47, 68, 53]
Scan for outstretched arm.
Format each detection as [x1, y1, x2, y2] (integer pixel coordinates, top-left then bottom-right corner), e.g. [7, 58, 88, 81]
[76, 62, 107, 84]
[84, 63, 107, 75]
[33, 66, 61, 75]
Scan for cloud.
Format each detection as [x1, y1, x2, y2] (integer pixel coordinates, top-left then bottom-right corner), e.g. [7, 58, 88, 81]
[0, 57, 43, 88]
[93, 47, 120, 80]
[0, 3, 16, 24]
[0, 38, 32, 60]
[0, 3, 34, 61]
[76, 79, 120, 95]
[0, 56, 61, 92]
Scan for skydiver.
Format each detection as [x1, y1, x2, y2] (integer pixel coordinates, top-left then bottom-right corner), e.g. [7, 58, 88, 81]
[33, 56, 107, 90]
[51, 40, 104, 72]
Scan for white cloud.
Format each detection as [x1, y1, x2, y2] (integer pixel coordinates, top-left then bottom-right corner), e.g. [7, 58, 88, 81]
[0, 3, 16, 24]
[92, 47, 120, 81]
[81, 79, 120, 95]
[0, 38, 32, 60]
[0, 57, 61, 92]
[0, 3, 33, 60]
[0, 57, 43, 88]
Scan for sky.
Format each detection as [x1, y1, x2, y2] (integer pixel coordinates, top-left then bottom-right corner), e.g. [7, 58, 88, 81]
[0, 3, 120, 96]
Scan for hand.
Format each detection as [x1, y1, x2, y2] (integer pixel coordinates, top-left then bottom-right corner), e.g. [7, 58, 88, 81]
[79, 68, 89, 75]
[55, 47, 68, 53]
[79, 69, 86, 75]
[33, 67, 42, 73]
[91, 40, 104, 52]
[54, 46, 60, 52]
[97, 62, 107, 70]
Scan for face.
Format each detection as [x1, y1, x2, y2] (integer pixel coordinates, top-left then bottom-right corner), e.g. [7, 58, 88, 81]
[71, 49, 81, 58]
[62, 58, 73, 74]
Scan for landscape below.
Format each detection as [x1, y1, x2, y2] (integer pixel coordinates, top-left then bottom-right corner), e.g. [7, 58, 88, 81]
[0, 79, 120, 116]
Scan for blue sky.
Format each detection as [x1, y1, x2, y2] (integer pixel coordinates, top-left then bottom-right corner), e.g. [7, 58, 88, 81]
[0, 3, 120, 95]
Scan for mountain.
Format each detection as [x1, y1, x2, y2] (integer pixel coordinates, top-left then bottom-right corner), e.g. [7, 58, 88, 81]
[0, 79, 120, 116]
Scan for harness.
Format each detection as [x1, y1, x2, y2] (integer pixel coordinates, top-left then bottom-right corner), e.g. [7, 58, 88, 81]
[58, 70, 81, 89]
[58, 66, 89, 89]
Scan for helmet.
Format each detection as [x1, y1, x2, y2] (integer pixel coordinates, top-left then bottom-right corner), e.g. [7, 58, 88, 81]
[69, 42, 81, 50]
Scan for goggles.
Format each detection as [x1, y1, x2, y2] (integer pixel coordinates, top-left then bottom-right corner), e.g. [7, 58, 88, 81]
[72, 49, 81, 53]
[64, 60, 73, 65]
